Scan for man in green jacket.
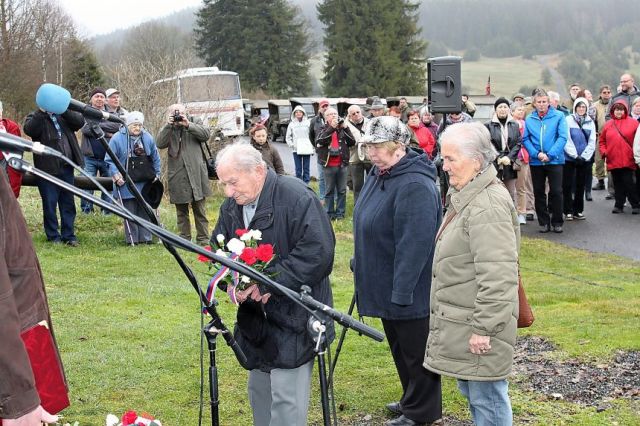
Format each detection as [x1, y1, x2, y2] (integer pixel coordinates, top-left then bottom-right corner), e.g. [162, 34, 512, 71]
[157, 104, 212, 245]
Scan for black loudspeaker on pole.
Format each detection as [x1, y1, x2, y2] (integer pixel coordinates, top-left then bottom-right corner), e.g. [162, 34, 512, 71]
[427, 56, 462, 113]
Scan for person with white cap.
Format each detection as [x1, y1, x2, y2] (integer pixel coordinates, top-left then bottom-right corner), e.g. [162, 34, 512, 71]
[353, 116, 442, 426]
[105, 88, 128, 117]
[106, 111, 161, 244]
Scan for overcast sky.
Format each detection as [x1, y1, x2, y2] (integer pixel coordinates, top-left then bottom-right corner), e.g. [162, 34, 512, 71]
[58, 0, 204, 37]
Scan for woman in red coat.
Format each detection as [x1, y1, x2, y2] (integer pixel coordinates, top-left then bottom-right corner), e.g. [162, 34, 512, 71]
[599, 100, 639, 214]
[407, 110, 436, 159]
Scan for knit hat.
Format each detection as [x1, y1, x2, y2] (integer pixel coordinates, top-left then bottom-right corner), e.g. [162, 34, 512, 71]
[362, 116, 410, 145]
[125, 111, 144, 126]
[318, 98, 330, 107]
[512, 93, 525, 101]
[89, 87, 106, 99]
[494, 97, 510, 110]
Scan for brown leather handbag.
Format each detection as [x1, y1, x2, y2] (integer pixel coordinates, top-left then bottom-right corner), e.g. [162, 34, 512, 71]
[517, 267, 535, 328]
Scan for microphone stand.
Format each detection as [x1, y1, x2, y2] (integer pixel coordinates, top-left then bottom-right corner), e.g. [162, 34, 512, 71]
[10, 156, 385, 426]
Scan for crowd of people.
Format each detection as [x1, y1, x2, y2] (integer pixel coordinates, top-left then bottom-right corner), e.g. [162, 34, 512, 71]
[0, 72, 638, 425]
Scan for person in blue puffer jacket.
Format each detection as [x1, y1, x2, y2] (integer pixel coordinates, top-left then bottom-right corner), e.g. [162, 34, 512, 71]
[563, 97, 596, 221]
[523, 88, 568, 233]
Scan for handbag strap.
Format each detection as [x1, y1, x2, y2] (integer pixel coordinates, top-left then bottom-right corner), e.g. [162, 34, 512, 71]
[201, 141, 213, 160]
[612, 121, 633, 146]
[435, 209, 457, 241]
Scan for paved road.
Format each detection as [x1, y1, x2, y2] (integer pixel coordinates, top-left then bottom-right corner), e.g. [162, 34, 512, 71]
[266, 140, 640, 261]
[519, 186, 640, 261]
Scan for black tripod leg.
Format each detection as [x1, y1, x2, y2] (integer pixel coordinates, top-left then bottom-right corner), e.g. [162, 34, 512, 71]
[317, 346, 332, 426]
[329, 292, 356, 382]
[204, 322, 220, 426]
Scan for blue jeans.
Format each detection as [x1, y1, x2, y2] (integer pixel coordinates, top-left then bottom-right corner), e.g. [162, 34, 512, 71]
[293, 153, 311, 184]
[37, 164, 77, 242]
[323, 165, 347, 218]
[457, 379, 512, 426]
[80, 156, 111, 213]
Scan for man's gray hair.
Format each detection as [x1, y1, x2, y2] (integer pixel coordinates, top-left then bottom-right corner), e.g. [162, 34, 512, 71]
[347, 104, 361, 114]
[440, 122, 497, 169]
[216, 142, 266, 172]
[547, 91, 560, 102]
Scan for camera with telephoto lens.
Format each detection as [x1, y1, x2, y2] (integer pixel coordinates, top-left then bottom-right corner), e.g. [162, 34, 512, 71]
[172, 110, 183, 123]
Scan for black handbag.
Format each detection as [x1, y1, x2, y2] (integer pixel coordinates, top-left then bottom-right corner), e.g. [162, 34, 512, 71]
[127, 155, 155, 182]
[201, 142, 217, 180]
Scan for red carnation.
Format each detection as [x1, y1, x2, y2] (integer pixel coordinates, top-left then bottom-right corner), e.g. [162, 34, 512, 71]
[255, 244, 274, 263]
[122, 410, 138, 425]
[198, 245, 212, 262]
[240, 247, 258, 265]
[235, 228, 249, 237]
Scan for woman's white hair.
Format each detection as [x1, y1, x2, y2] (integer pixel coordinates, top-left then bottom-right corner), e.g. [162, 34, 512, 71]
[216, 142, 266, 172]
[440, 122, 498, 169]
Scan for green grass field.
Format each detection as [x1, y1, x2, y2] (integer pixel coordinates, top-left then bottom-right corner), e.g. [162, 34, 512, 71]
[16, 182, 640, 425]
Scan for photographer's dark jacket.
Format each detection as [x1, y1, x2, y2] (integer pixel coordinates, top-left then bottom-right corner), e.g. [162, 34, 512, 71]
[23, 110, 85, 175]
[212, 170, 335, 371]
[156, 119, 211, 204]
[315, 124, 355, 166]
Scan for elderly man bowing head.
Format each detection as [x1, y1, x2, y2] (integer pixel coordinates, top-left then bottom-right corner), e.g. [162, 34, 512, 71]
[213, 143, 335, 426]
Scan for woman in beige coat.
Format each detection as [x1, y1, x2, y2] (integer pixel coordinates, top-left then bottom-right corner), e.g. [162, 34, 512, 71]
[424, 122, 520, 425]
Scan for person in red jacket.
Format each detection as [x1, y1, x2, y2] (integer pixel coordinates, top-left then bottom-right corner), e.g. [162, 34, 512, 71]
[0, 101, 24, 197]
[599, 100, 639, 214]
[407, 110, 436, 159]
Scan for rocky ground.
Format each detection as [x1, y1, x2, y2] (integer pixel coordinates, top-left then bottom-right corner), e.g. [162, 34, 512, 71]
[337, 335, 639, 425]
[512, 336, 640, 410]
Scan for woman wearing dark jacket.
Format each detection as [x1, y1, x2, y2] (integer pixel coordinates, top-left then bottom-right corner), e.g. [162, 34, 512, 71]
[485, 97, 522, 204]
[249, 124, 285, 175]
[353, 116, 442, 426]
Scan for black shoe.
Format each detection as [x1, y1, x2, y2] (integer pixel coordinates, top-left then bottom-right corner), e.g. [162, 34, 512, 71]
[384, 415, 425, 426]
[539, 224, 551, 233]
[592, 180, 605, 190]
[632, 208, 640, 215]
[386, 402, 402, 415]
[605, 194, 615, 200]
[612, 207, 623, 214]
[526, 213, 535, 221]
[64, 239, 79, 247]
[552, 225, 563, 233]
[585, 193, 593, 201]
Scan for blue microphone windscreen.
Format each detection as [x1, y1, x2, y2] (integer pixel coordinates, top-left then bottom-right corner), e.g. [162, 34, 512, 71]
[36, 83, 71, 114]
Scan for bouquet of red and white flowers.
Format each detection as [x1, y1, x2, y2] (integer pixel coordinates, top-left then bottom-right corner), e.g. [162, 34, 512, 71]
[106, 410, 162, 426]
[198, 228, 275, 305]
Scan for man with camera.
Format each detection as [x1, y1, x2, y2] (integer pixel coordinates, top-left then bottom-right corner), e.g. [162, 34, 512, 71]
[156, 104, 212, 245]
[315, 107, 355, 219]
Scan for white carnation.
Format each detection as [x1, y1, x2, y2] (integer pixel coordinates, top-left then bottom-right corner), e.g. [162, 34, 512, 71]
[226, 238, 245, 255]
[241, 275, 251, 284]
[216, 234, 225, 244]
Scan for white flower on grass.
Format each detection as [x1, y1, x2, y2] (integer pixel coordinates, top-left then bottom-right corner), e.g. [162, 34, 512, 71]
[241, 275, 251, 284]
[227, 238, 245, 255]
[216, 234, 225, 244]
